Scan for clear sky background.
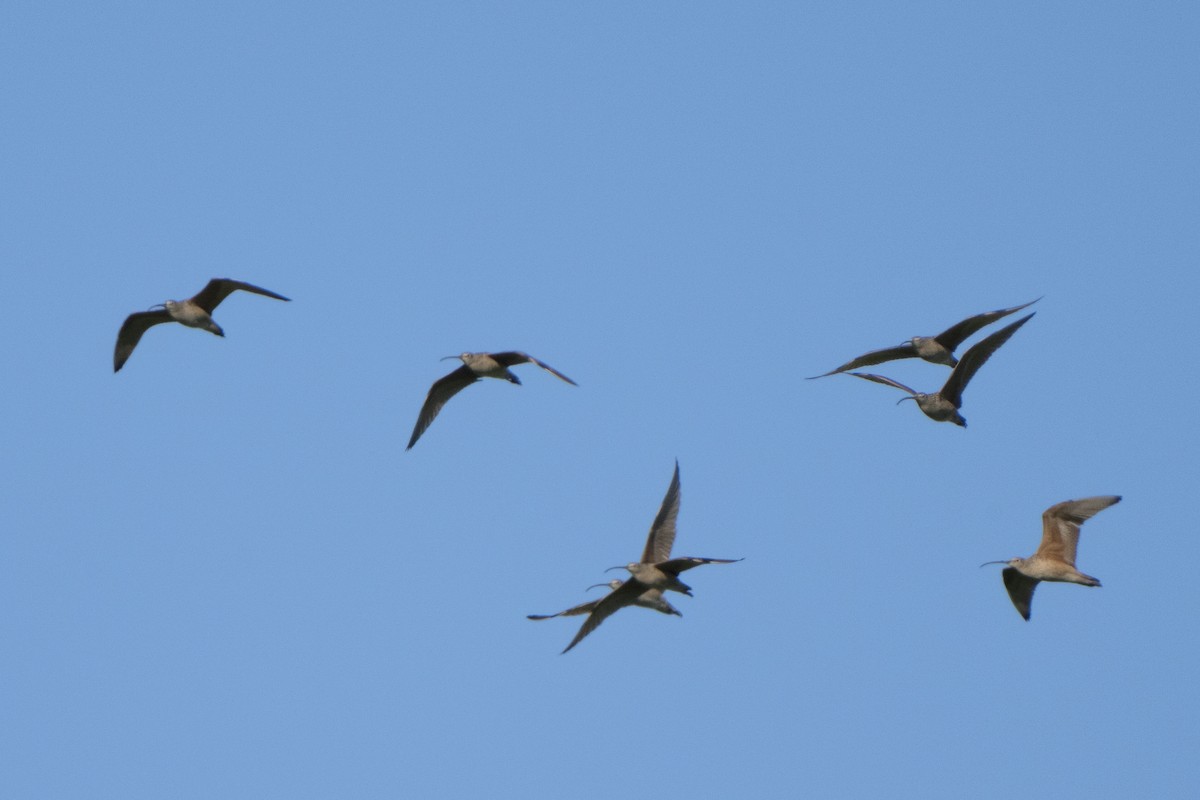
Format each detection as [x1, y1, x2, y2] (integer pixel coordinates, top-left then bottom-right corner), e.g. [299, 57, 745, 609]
[2, 3, 1198, 798]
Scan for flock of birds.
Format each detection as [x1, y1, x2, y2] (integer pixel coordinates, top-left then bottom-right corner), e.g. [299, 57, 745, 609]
[113, 281, 1122, 650]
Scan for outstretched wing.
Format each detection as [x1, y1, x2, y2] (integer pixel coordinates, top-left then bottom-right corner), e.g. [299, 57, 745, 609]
[939, 312, 1034, 407]
[113, 309, 173, 372]
[658, 556, 743, 575]
[641, 461, 681, 563]
[934, 298, 1040, 351]
[1002, 567, 1039, 621]
[406, 365, 478, 450]
[490, 351, 578, 385]
[190, 278, 290, 314]
[527, 598, 603, 620]
[806, 343, 918, 379]
[847, 372, 918, 396]
[561, 579, 644, 653]
[1037, 495, 1121, 566]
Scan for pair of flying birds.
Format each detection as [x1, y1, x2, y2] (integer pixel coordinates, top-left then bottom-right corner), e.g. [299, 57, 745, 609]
[112, 278, 574, 449]
[809, 298, 1039, 426]
[528, 462, 741, 652]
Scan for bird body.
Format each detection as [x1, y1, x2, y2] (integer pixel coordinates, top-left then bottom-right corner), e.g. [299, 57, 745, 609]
[984, 495, 1121, 620]
[909, 336, 956, 366]
[406, 351, 576, 449]
[850, 311, 1034, 427]
[113, 278, 289, 372]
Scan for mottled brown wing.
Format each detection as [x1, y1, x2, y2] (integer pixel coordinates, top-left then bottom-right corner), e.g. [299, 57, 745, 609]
[527, 598, 603, 620]
[190, 278, 290, 313]
[806, 343, 918, 379]
[939, 312, 1034, 407]
[641, 461, 681, 563]
[1037, 496, 1122, 566]
[406, 365, 478, 450]
[113, 309, 173, 372]
[933, 298, 1041, 351]
[1002, 567, 1038, 620]
[657, 556, 743, 575]
[560, 579, 644, 653]
[847, 372, 918, 396]
[490, 351, 578, 385]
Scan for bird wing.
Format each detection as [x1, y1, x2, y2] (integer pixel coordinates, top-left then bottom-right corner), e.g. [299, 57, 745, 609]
[806, 344, 918, 378]
[189, 278, 291, 313]
[561, 579, 644, 653]
[939, 312, 1034, 407]
[406, 365, 478, 450]
[1037, 495, 1121, 566]
[933, 298, 1041, 351]
[658, 556, 743, 575]
[490, 351, 578, 385]
[847, 372, 918, 395]
[113, 309, 173, 372]
[641, 461, 681, 563]
[1002, 567, 1039, 620]
[527, 598, 603, 620]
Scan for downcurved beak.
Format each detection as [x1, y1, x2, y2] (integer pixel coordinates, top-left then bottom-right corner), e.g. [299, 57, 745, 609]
[147, 303, 166, 312]
[585, 582, 613, 592]
[978, 560, 1008, 568]
[896, 396, 916, 405]
[604, 565, 625, 573]
[440, 355, 459, 361]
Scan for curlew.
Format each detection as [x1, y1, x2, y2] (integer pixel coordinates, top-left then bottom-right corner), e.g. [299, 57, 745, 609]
[113, 278, 290, 372]
[555, 461, 740, 653]
[808, 298, 1039, 378]
[406, 351, 576, 449]
[848, 312, 1034, 427]
[526, 580, 681, 621]
[981, 496, 1122, 620]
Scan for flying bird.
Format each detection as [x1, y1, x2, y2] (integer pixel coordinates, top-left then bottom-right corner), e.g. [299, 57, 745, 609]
[113, 278, 290, 372]
[848, 312, 1034, 427]
[406, 351, 576, 449]
[808, 297, 1039, 378]
[555, 461, 740, 654]
[526, 580, 681, 621]
[981, 495, 1122, 620]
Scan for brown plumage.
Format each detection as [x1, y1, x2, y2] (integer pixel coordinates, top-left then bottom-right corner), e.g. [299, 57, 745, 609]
[982, 496, 1122, 620]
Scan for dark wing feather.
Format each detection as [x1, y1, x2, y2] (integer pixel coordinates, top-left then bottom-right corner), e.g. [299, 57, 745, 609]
[1002, 567, 1038, 621]
[806, 343, 918, 378]
[490, 351, 578, 385]
[190, 278, 290, 314]
[406, 365, 478, 449]
[113, 309, 173, 372]
[641, 461, 681, 563]
[527, 598, 603, 620]
[939, 312, 1034, 407]
[657, 556, 743, 575]
[847, 372, 918, 395]
[933, 297, 1041, 351]
[560, 579, 644, 653]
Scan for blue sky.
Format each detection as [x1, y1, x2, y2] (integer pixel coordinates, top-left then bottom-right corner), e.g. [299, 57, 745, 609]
[2, 3, 1198, 797]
